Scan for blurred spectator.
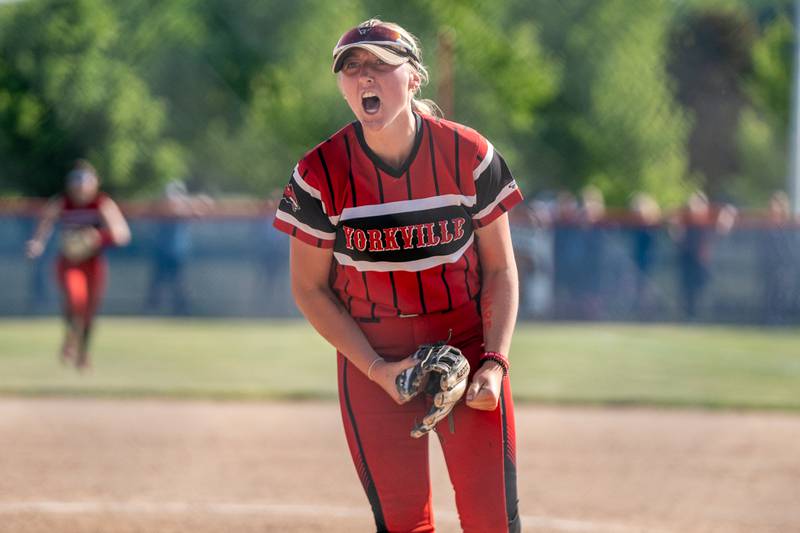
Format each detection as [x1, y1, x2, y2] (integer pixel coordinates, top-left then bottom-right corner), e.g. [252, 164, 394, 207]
[145, 180, 212, 314]
[251, 196, 292, 315]
[575, 185, 606, 319]
[510, 199, 554, 318]
[670, 190, 737, 320]
[629, 192, 662, 318]
[552, 191, 582, 318]
[759, 191, 797, 324]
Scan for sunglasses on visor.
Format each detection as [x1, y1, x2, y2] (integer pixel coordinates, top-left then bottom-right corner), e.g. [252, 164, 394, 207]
[333, 24, 419, 62]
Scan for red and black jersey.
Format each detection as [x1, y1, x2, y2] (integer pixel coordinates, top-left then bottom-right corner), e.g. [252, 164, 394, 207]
[60, 193, 109, 230]
[274, 113, 523, 319]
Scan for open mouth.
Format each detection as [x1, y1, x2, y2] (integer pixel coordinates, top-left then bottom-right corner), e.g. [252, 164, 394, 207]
[362, 92, 381, 115]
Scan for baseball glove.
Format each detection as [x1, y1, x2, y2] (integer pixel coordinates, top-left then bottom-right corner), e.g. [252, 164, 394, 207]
[60, 227, 101, 263]
[396, 342, 470, 439]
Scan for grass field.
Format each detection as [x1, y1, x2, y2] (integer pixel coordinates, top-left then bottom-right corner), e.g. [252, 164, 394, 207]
[0, 318, 798, 410]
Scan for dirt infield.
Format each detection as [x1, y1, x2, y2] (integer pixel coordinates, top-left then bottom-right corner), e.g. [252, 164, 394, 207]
[0, 399, 798, 533]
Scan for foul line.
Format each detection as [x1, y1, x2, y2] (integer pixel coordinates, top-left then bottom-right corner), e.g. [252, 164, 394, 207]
[0, 501, 667, 533]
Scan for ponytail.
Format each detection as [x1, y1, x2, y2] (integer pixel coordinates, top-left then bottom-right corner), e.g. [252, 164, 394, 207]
[412, 98, 443, 118]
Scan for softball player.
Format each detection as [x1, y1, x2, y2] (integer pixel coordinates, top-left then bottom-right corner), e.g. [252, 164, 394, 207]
[274, 19, 522, 532]
[26, 160, 130, 370]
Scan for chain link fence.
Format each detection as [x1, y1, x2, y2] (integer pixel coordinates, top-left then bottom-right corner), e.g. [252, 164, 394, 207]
[3, 209, 799, 323]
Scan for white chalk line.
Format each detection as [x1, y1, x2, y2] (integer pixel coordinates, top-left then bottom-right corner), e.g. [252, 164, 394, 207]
[0, 501, 666, 533]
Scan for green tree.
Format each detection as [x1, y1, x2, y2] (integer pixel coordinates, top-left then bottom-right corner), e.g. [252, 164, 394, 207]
[0, 0, 186, 197]
[667, 0, 794, 205]
[190, 0, 359, 194]
[734, 11, 794, 203]
[428, 0, 561, 184]
[670, 8, 756, 200]
[1, 0, 790, 206]
[512, 0, 692, 207]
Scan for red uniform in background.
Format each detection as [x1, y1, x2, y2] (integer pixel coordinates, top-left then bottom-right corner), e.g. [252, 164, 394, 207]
[57, 193, 110, 345]
[275, 113, 523, 532]
[26, 160, 129, 371]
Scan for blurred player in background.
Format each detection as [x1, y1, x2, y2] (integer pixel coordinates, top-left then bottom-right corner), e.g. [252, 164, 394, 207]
[145, 179, 212, 315]
[630, 192, 662, 318]
[759, 190, 797, 323]
[670, 190, 736, 320]
[25, 160, 130, 370]
[274, 19, 522, 532]
[575, 185, 606, 319]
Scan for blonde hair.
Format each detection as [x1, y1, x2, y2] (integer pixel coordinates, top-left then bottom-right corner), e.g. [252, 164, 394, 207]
[630, 192, 661, 224]
[350, 18, 442, 118]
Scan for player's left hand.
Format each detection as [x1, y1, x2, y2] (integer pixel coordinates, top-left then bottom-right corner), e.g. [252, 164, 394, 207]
[465, 360, 504, 411]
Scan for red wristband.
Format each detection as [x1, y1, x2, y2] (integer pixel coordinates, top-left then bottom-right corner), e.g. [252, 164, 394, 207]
[480, 351, 509, 376]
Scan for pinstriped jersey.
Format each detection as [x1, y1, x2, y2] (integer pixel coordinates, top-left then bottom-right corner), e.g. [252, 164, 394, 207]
[274, 113, 523, 319]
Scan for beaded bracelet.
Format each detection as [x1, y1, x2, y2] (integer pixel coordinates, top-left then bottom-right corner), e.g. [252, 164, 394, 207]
[367, 357, 383, 381]
[480, 351, 510, 376]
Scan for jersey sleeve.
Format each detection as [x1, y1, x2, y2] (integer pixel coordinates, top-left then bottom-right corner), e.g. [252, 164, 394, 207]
[96, 193, 112, 211]
[273, 163, 337, 248]
[468, 139, 524, 228]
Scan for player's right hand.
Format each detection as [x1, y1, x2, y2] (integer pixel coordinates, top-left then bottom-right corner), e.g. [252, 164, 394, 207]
[465, 360, 504, 411]
[25, 239, 44, 259]
[369, 355, 418, 405]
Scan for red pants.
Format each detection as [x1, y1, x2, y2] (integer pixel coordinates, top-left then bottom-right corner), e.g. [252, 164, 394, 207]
[338, 302, 520, 533]
[56, 255, 107, 326]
